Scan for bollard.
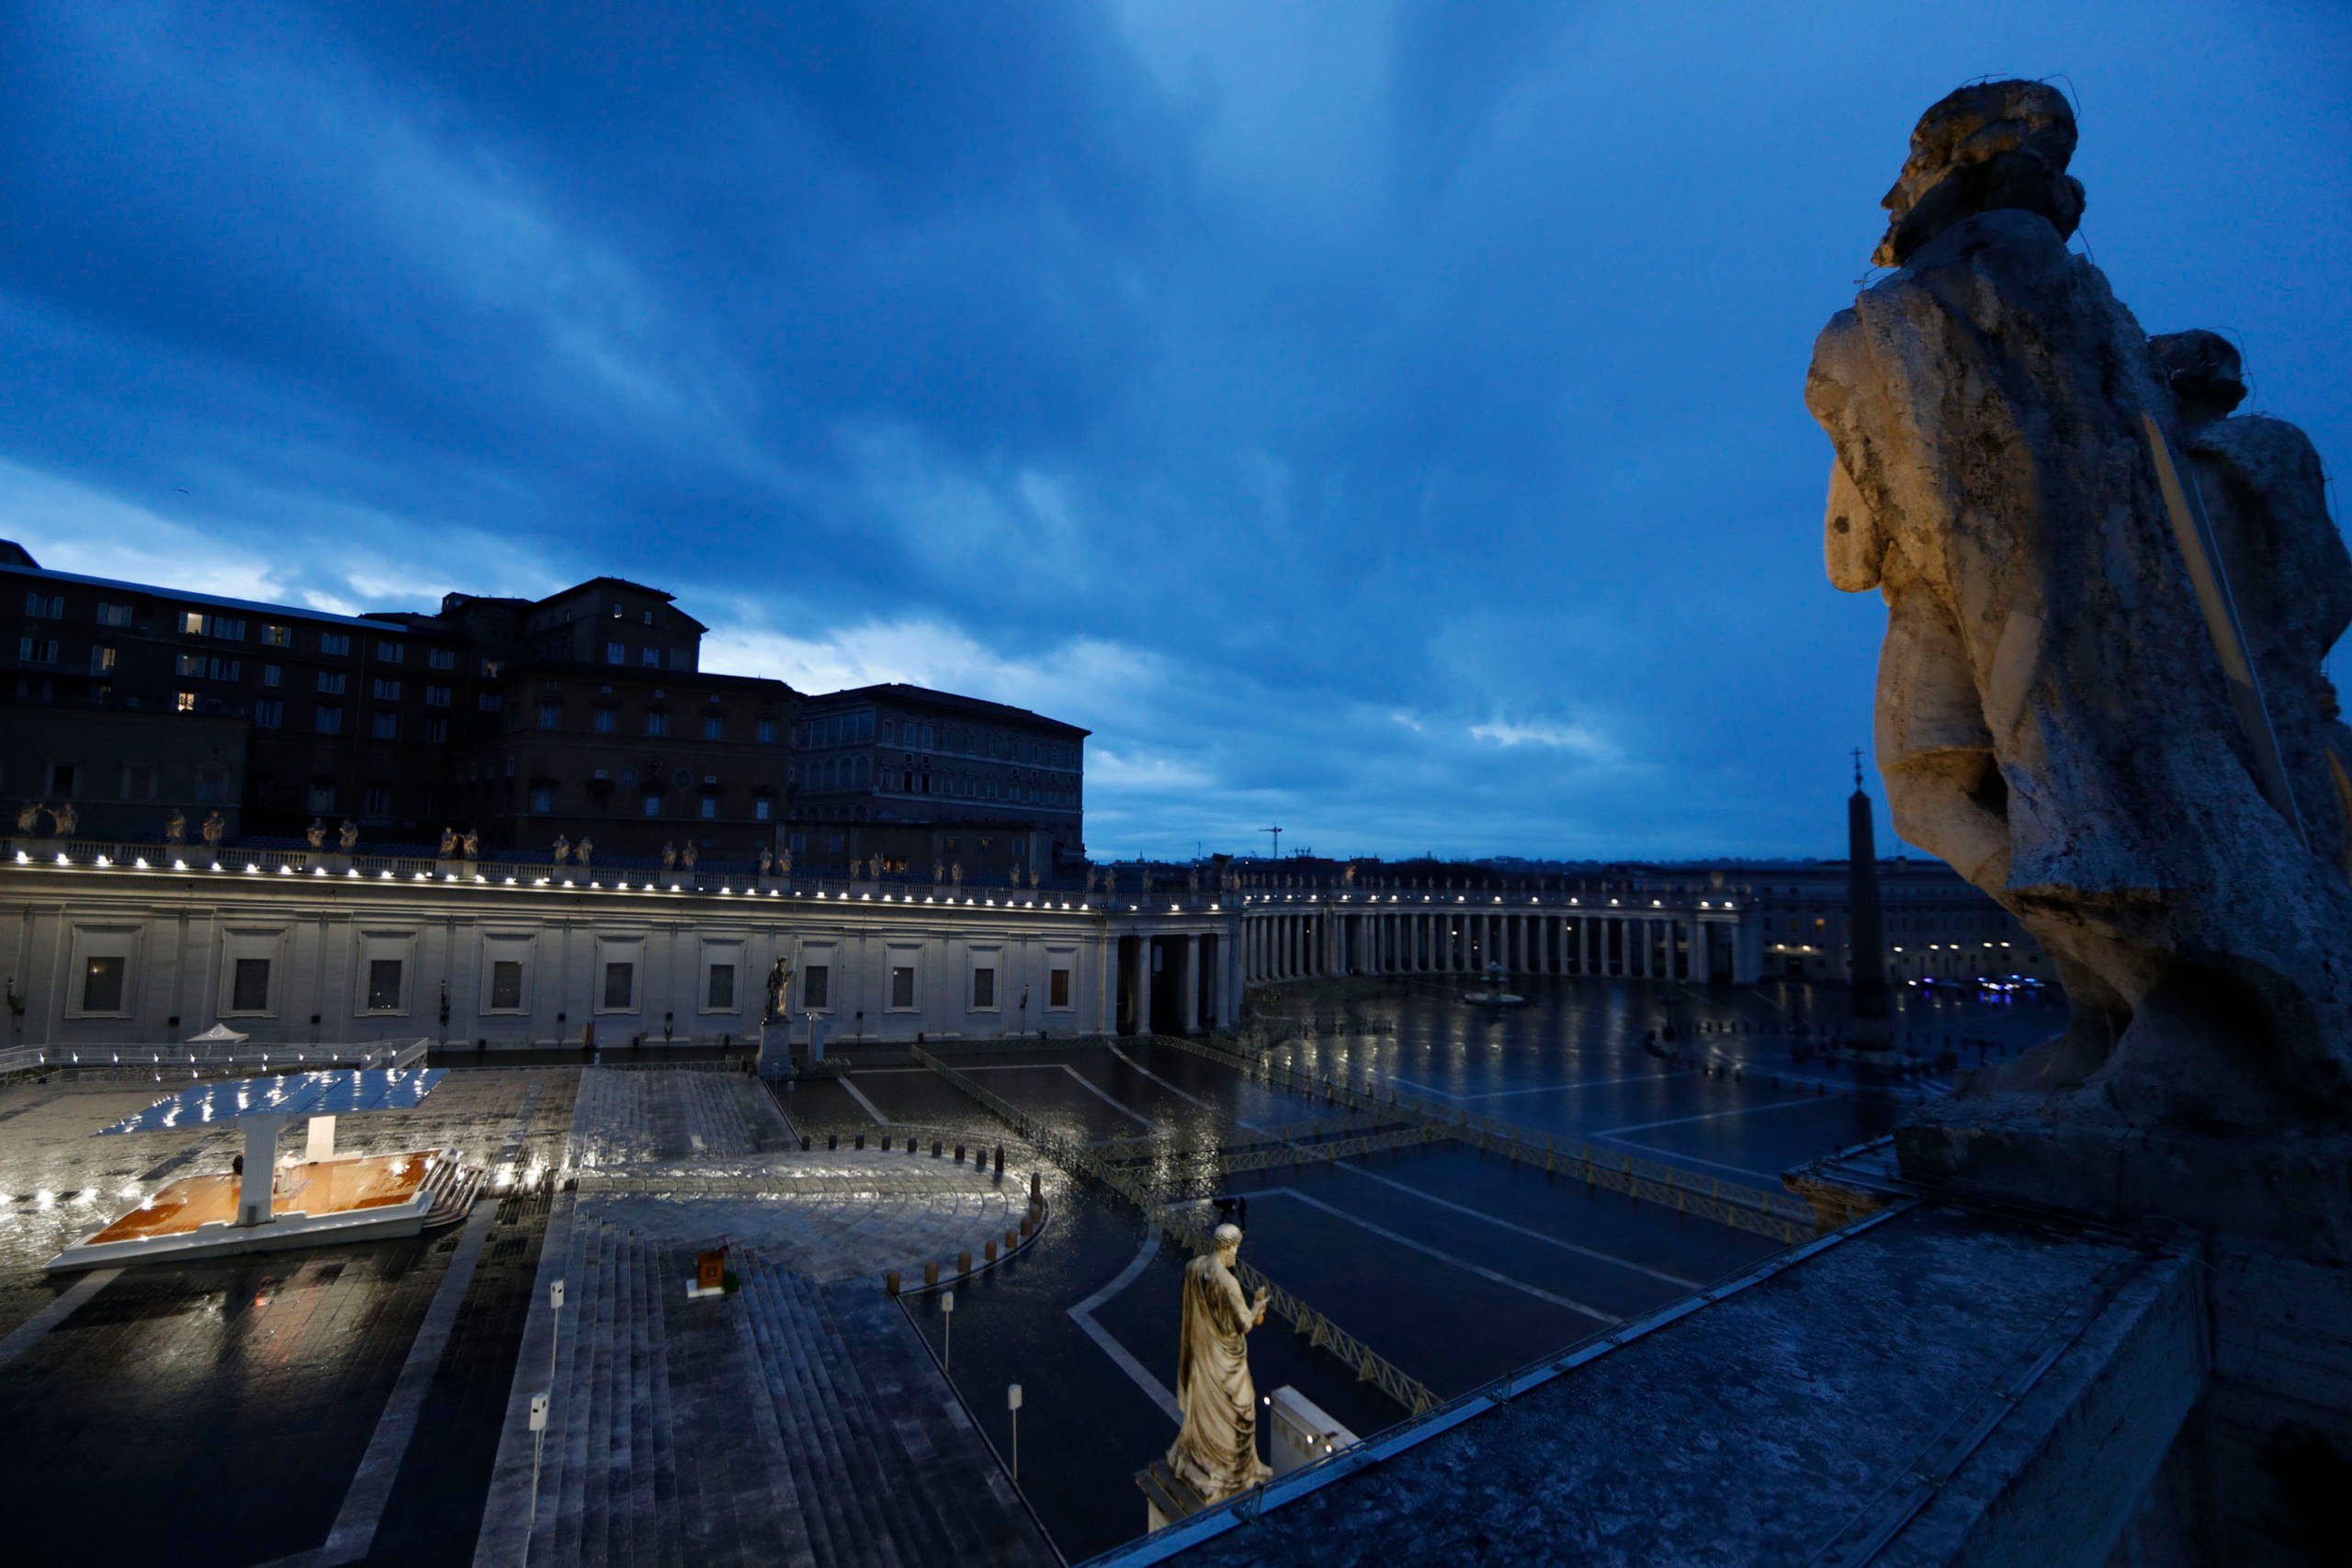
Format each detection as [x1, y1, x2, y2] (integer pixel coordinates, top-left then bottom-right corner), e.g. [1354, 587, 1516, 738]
[933, 1139, 943, 1158]
[1030, 1169, 1043, 1201]
[958, 1250, 971, 1275]
[908, 1135, 919, 1154]
[1020, 1215, 1034, 1238]
[995, 1144, 1004, 1173]
[886, 1269, 901, 1295]
[1005, 1228, 1018, 1251]
[854, 1133, 865, 1150]
[800, 1134, 811, 1151]
[924, 1260, 940, 1288]
[985, 1239, 998, 1263]
[829, 1133, 838, 1150]
[956, 1143, 966, 1163]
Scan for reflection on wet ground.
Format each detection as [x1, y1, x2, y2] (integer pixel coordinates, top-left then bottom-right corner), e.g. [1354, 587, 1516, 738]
[811, 977, 2062, 1560]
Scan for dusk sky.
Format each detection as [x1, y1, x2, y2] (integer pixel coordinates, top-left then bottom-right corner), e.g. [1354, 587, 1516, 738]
[5, 2, 2346, 863]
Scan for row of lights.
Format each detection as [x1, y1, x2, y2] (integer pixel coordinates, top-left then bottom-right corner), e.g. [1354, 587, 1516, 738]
[13, 851, 1126, 915]
[1242, 891, 1736, 912]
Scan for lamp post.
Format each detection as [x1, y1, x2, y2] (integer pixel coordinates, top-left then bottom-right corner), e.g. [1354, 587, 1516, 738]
[941, 1288, 955, 1372]
[1008, 1382, 1023, 1481]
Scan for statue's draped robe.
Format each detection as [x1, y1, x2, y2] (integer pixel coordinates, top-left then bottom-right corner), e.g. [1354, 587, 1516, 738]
[1806, 208, 2352, 1117]
[1166, 1253, 1272, 1501]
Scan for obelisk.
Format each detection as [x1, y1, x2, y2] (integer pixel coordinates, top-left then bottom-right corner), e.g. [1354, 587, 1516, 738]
[1847, 754, 1891, 1050]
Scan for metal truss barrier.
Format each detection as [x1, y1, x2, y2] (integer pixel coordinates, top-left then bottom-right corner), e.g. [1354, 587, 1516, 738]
[1154, 1034, 1822, 1247]
[911, 1047, 1440, 1417]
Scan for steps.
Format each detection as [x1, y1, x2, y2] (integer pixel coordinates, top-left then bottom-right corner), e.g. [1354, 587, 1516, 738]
[419, 1155, 486, 1229]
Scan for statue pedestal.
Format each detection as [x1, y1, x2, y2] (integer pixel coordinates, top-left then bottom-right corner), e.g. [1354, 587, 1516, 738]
[755, 1021, 794, 1082]
[1136, 1460, 1213, 1534]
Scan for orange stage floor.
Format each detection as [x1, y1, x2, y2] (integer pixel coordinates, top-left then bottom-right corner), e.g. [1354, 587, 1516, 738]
[86, 1153, 436, 1246]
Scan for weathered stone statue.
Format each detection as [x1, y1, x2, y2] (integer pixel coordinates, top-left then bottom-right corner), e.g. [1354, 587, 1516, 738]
[201, 811, 224, 846]
[338, 818, 357, 852]
[934, 861, 945, 884]
[306, 818, 326, 850]
[50, 802, 75, 836]
[164, 807, 187, 846]
[1188, 866, 1200, 894]
[1084, 865, 1097, 894]
[1809, 81, 2352, 1243]
[15, 802, 42, 834]
[1102, 866, 1115, 896]
[777, 848, 790, 879]
[462, 828, 480, 859]
[763, 954, 794, 1023]
[681, 842, 697, 871]
[661, 841, 676, 871]
[552, 834, 570, 865]
[576, 837, 593, 868]
[757, 844, 774, 876]
[1029, 866, 1041, 889]
[438, 827, 458, 857]
[1166, 1224, 1272, 1502]
[950, 862, 962, 886]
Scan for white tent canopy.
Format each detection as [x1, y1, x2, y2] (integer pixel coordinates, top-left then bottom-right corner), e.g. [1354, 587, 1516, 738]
[185, 1022, 251, 1044]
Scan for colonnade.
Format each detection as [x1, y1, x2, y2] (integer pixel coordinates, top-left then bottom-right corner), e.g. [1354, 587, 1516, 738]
[1239, 902, 1755, 987]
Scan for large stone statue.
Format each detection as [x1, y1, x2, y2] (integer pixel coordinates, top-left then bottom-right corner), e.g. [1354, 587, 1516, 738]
[661, 841, 677, 871]
[575, 837, 593, 869]
[438, 826, 458, 857]
[462, 827, 480, 859]
[16, 802, 42, 834]
[201, 810, 224, 846]
[551, 834, 570, 865]
[338, 818, 358, 852]
[49, 801, 74, 836]
[763, 953, 794, 1023]
[1808, 81, 2352, 1240]
[164, 807, 187, 846]
[757, 844, 774, 876]
[306, 818, 326, 850]
[1166, 1224, 1272, 1502]
[681, 842, 697, 871]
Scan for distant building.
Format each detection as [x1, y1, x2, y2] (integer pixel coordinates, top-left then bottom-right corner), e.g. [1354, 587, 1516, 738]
[788, 683, 1087, 881]
[2, 546, 797, 859]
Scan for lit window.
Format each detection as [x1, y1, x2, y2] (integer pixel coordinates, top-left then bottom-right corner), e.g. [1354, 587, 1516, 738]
[262, 624, 289, 648]
[176, 691, 198, 713]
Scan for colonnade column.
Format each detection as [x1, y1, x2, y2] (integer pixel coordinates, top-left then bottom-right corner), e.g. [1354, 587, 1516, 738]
[1181, 934, 1200, 1033]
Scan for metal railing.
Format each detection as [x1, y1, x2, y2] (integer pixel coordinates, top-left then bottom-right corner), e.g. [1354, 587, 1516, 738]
[1148, 1033, 1822, 1247]
[911, 1047, 1439, 1417]
[0, 1035, 429, 1082]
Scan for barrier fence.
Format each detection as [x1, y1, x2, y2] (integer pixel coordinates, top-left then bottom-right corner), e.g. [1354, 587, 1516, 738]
[1151, 1033, 1823, 1247]
[911, 1046, 1439, 1418]
[0, 1035, 430, 1082]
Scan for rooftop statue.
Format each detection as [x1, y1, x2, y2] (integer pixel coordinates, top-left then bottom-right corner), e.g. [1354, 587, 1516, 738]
[1165, 1224, 1272, 1503]
[1808, 81, 2352, 1241]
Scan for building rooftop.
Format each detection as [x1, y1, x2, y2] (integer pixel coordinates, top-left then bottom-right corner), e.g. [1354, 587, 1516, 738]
[805, 682, 1090, 737]
[0, 550, 414, 632]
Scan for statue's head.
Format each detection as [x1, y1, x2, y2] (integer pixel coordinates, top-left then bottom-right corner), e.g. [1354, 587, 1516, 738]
[1212, 1222, 1242, 1259]
[1875, 80, 2084, 268]
[2149, 330, 2247, 428]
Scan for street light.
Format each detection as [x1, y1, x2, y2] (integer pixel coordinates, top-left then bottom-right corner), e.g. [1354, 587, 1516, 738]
[942, 1288, 956, 1371]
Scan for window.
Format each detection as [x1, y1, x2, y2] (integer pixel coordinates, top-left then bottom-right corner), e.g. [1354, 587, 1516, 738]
[366, 959, 403, 1012]
[18, 637, 60, 664]
[538, 703, 560, 729]
[317, 671, 346, 694]
[424, 684, 449, 706]
[81, 955, 126, 1013]
[803, 965, 831, 1010]
[699, 796, 718, 819]
[175, 690, 198, 712]
[427, 648, 456, 670]
[121, 762, 155, 801]
[972, 967, 997, 1010]
[260, 663, 282, 687]
[175, 652, 203, 677]
[603, 962, 635, 1010]
[645, 712, 668, 738]
[593, 708, 615, 733]
[96, 602, 133, 627]
[641, 647, 661, 668]
[371, 678, 401, 700]
[606, 641, 627, 665]
[89, 646, 116, 675]
[490, 960, 525, 1010]
[641, 794, 661, 817]
[45, 761, 76, 795]
[757, 719, 777, 743]
[254, 699, 284, 729]
[262, 624, 289, 648]
[371, 711, 399, 739]
[364, 785, 391, 817]
[702, 716, 722, 739]
[889, 964, 916, 1010]
[530, 784, 555, 814]
[753, 797, 772, 821]
[478, 692, 503, 713]
[707, 964, 736, 1010]
[316, 705, 344, 734]
[376, 640, 402, 662]
[424, 716, 447, 741]
[231, 958, 270, 1013]
[1049, 967, 1071, 1009]
[320, 632, 351, 656]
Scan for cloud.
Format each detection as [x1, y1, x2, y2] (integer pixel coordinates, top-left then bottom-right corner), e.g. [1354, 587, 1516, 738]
[0, 460, 293, 604]
[1468, 716, 1622, 761]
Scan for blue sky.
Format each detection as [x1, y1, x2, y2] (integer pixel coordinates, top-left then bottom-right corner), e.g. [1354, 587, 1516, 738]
[5, 2, 2347, 862]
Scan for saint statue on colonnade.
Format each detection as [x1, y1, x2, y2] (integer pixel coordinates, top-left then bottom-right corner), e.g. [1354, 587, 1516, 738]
[1166, 1223, 1272, 1503]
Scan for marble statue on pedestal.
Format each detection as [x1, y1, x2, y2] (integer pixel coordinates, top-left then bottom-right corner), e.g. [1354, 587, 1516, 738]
[576, 837, 593, 869]
[306, 819, 326, 850]
[552, 835, 570, 865]
[16, 803, 42, 834]
[201, 811, 224, 847]
[1166, 1224, 1272, 1503]
[50, 802, 74, 836]
[164, 807, 187, 846]
[438, 827, 458, 858]
[951, 863, 962, 886]
[680, 842, 696, 871]
[763, 954, 794, 1024]
[757, 845, 774, 876]
[1810, 81, 2352, 1247]
[462, 828, 480, 859]
[338, 818, 357, 851]
[661, 841, 676, 870]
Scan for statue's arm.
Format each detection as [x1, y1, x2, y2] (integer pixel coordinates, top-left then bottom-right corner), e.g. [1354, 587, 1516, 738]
[1808, 309, 1891, 593]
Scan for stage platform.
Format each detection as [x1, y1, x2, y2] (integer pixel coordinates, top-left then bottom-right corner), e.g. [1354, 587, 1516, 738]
[48, 1151, 452, 1271]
